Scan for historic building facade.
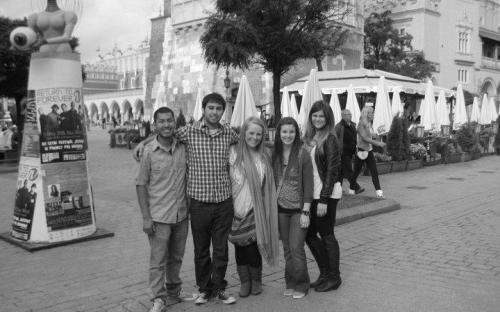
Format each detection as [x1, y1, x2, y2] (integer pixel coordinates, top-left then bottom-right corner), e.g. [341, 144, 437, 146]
[82, 40, 149, 124]
[365, 0, 500, 109]
[144, 0, 365, 119]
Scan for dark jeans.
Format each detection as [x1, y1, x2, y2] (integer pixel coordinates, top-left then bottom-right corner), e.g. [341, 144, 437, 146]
[278, 211, 310, 293]
[235, 242, 262, 267]
[306, 199, 341, 277]
[190, 197, 234, 293]
[349, 150, 381, 191]
[340, 152, 360, 190]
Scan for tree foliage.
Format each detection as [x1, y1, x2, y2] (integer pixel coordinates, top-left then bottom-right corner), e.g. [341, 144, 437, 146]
[387, 115, 410, 161]
[0, 16, 30, 127]
[364, 10, 435, 80]
[200, 0, 353, 119]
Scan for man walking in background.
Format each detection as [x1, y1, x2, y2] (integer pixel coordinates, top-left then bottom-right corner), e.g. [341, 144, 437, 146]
[335, 109, 364, 194]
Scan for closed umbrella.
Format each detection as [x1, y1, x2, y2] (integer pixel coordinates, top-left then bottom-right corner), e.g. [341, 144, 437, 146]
[290, 93, 299, 121]
[329, 90, 342, 125]
[297, 80, 309, 129]
[230, 75, 259, 128]
[345, 84, 361, 124]
[373, 76, 393, 134]
[470, 97, 480, 123]
[479, 94, 491, 125]
[435, 90, 450, 127]
[193, 87, 203, 121]
[489, 97, 498, 122]
[453, 84, 468, 129]
[298, 69, 322, 130]
[420, 80, 437, 131]
[391, 86, 404, 117]
[280, 87, 291, 118]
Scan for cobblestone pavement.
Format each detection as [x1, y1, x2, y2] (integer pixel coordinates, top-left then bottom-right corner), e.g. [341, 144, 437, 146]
[0, 128, 499, 312]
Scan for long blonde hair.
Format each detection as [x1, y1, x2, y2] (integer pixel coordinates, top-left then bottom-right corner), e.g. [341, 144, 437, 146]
[359, 105, 374, 127]
[234, 116, 267, 168]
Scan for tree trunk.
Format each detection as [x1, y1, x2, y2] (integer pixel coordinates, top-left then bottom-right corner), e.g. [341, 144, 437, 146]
[315, 58, 323, 71]
[272, 69, 281, 126]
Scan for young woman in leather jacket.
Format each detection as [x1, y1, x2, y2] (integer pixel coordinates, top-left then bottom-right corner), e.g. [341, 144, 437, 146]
[303, 100, 342, 292]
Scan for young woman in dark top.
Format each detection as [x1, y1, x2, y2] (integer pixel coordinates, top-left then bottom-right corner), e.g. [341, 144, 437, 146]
[303, 100, 343, 292]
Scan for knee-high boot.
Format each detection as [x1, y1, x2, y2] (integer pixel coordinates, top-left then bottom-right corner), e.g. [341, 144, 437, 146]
[237, 265, 251, 297]
[305, 235, 329, 289]
[315, 235, 342, 292]
[248, 266, 262, 295]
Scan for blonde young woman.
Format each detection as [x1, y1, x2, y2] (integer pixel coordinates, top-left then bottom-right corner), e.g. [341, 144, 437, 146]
[348, 104, 386, 197]
[303, 100, 343, 292]
[228, 117, 280, 298]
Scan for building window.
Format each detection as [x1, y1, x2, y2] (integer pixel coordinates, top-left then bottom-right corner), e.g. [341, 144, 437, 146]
[458, 32, 470, 53]
[400, 28, 405, 35]
[458, 69, 468, 84]
[120, 79, 125, 89]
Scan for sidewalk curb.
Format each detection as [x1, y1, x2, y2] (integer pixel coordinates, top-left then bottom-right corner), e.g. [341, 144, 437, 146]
[336, 196, 400, 226]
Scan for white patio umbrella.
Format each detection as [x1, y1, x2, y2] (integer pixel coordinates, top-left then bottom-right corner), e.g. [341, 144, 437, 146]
[479, 94, 491, 125]
[453, 84, 468, 129]
[470, 96, 480, 123]
[290, 93, 299, 121]
[230, 75, 259, 128]
[489, 97, 498, 122]
[298, 69, 322, 130]
[193, 87, 203, 121]
[391, 86, 404, 117]
[373, 76, 393, 135]
[435, 90, 449, 127]
[420, 80, 437, 131]
[280, 87, 291, 118]
[329, 90, 342, 125]
[345, 84, 361, 124]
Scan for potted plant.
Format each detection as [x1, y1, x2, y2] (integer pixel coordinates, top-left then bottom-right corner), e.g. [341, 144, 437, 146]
[373, 152, 393, 175]
[408, 143, 426, 169]
[455, 122, 478, 161]
[387, 116, 410, 172]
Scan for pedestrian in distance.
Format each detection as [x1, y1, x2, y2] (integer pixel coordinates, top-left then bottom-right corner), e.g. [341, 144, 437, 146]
[135, 107, 192, 312]
[335, 109, 364, 194]
[349, 103, 386, 198]
[303, 100, 343, 292]
[228, 116, 280, 298]
[271, 117, 313, 299]
[134, 92, 239, 306]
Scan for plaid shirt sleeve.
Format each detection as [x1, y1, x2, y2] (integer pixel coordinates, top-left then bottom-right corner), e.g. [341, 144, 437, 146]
[230, 127, 239, 145]
[175, 125, 189, 143]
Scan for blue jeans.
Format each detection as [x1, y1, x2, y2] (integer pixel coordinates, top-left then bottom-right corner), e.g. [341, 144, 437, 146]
[278, 211, 310, 294]
[148, 218, 189, 300]
[190, 197, 234, 293]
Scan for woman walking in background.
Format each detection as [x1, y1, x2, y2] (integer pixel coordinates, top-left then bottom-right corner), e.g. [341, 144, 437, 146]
[272, 117, 313, 299]
[303, 100, 343, 292]
[349, 104, 386, 198]
[228, 117, 280, 298]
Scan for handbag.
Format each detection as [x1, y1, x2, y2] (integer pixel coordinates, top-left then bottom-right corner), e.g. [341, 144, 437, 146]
[228, 209, 256, 246]
[357, 148, 368, 160]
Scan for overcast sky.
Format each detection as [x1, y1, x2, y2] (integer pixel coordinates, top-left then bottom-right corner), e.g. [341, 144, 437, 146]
[0, 0, 160, 63]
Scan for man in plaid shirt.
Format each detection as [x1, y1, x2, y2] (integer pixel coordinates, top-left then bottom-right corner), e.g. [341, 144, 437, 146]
[135, 93, 239, 305]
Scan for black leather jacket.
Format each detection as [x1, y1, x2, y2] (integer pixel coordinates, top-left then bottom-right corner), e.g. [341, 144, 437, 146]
[314, 134, 341, 204]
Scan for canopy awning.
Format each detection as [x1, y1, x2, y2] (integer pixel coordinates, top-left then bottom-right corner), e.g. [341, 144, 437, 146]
[282, 68, 456, 97]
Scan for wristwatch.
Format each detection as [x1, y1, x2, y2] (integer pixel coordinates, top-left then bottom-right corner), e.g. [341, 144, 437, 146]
[301, 210, 310, 216]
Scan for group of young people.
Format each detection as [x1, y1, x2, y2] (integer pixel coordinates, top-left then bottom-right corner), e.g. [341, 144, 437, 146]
[135, 92, 385, 312]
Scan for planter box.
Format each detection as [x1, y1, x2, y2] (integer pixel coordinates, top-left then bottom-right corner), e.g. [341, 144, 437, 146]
[461, 152, 472, 162]
[444, 152, 463, 164]
[423, 158, 442, 166]
[391, 160, 407, 173]
[407, 159, 423, 170]
[471, 151, 481, 160]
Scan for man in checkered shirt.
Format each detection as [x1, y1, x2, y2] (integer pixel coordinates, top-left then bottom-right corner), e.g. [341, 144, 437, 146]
[135, 93, 239, 305]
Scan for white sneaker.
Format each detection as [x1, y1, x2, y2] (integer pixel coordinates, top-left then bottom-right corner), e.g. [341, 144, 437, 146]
[149, 298, 165, 312]
[348, 189, 355, 195]
[216, 290, 236, 304]
[292, 291, 306, 299]
[283, 289, 294, 296]
[194, 292, 209, 305]
[376, 190, 384, 198]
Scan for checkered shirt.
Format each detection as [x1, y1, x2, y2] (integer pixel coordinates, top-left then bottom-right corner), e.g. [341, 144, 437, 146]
[176, 120, 239, 203]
